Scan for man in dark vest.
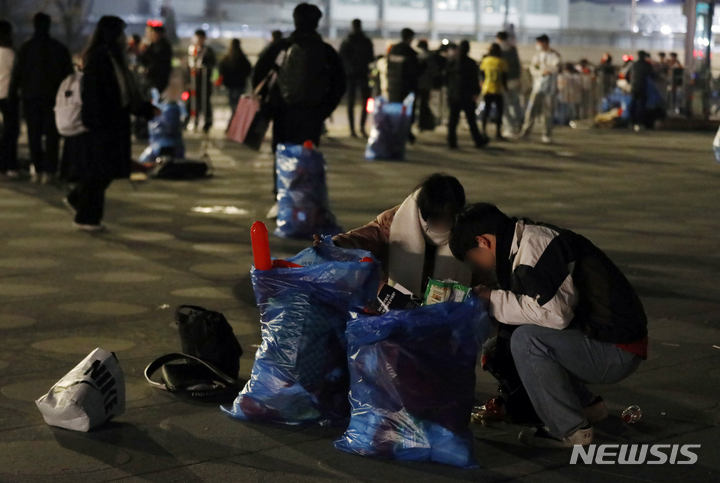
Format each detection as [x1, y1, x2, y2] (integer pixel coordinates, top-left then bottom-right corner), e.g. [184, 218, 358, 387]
[386, 28, 420, 143]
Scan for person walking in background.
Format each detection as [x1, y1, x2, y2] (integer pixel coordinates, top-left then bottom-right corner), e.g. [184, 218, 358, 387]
[8, 12, 73, 184]
[626, 50, 654, 132]
[387, 28, 421, 143]
[138, 25, 173, 95]
[219, 38, 252, 117]
[188, 29, 216, 133]
[446, 40, 487, 149]
[596, 53, 615, 97]
[0, 20, 19, 179]
[339, 19, 374, 138]
[479, 43, 507, 140]
[252, 2, 346, 219]
[63, 16, 156, 231]
[496, 31, 522, 136]
[416, 39, 445, 131]
[519, 34, 560, 144]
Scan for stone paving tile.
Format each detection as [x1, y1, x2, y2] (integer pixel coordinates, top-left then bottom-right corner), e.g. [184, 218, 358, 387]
[1, 124, 719, 482]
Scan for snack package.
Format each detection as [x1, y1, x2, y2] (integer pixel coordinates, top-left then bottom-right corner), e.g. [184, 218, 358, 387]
[423, 279, 471, 306]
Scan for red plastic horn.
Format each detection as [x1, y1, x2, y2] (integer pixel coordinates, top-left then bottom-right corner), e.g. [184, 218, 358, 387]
[251, 221, 272, 270]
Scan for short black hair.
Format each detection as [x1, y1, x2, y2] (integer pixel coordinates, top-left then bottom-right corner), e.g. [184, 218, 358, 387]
[351, 18, 362, 30]
[34, 12, 51, 34]
[415, 173, 465, 223]
[195, 29, 207, 38]
[294, 3, 322, 31]
[535, 34, 549, 43]
[496, 31, 508, 41]
[401, 28, 414, 42]
[449, 203, 511, 261]
[153, 25, 166, 34]
[488, 42, 501, 57]
[459, 40, 470, 55]
[271, 30, 283, 41]
[417, 39, 428, 50]
[0, 20, 12, 48]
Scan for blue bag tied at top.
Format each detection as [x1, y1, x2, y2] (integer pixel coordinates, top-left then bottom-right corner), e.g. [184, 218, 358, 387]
[274, 143, 342, 240]
[334, 298, 491, 468]
[223, 238, 380, 426]
[365, 93, 415, 161]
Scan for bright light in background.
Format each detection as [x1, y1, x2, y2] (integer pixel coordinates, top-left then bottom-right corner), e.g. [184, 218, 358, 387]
[442, 38, 449, 45]
[632, 25, 639, 33]
[653, 0, 663, 3]
[660, 25, 672, 35]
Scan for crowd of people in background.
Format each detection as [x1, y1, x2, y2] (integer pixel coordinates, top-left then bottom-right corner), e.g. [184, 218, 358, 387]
[0, 4, 688, 230]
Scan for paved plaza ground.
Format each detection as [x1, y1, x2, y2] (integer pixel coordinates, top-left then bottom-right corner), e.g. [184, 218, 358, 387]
[0, 118, 719, 482]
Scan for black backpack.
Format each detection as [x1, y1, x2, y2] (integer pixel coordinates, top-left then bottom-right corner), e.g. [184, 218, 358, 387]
[145, 305, 244, 399]
[277, 36, 329, 107]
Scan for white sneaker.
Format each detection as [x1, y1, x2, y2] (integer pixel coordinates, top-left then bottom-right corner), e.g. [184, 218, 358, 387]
[519, 425, 594, 448]
[541, 135, 552, 144]
[633, 124, 643, 132]
[5, 170, 19, 179]
[73, 222, 105, 232]
[266, 202, 279, 220]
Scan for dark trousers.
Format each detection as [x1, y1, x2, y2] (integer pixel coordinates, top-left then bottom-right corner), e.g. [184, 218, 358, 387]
[447, 99, 484, 148]
[227, 88, 244, 116]
[631, 91, 647, 127]
[482, 94, 504, 135]
[24, 97, 59, 174]
[417, 89, 435, 131]
[0, 98, 19, 172]
[346, 76, 371, 134]
[67, 178, 113, 225]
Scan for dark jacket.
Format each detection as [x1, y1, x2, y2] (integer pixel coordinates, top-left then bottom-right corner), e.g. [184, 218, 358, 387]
[72, 47, 154, 181]
[219, 50, 252, 90]
[446, 54, 480, 103]
[339, 31, 374, 79]
[627, 59, 655, 95]
[138, 37, 173, 93]
[9, 32, 73, 100]
[253, 30, 346, 119]
[499, 44, 521, 81]
[493, 218, 648, 345]
[417, 49, 446, 91]
[386, 42, 421, 103]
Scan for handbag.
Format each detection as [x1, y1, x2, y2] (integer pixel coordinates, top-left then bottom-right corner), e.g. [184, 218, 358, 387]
[227, 70, 275, 149]
[145, 305, 243, 399]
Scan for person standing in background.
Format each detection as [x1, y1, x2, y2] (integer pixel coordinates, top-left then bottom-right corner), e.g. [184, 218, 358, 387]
[339, 19, 374, 138]
[626, 50, 655, 132]
[139, 25, 173, 95]
[496, 31, 521, 137]
[387, 28, 421, 143]
[519, 34, 560, 144]
[479, 43, 507, 140]
[446, 40, 487, 149]
[0, 20, 19, 179]
[219, 38, 252, 117]
[8, 12, 73, 184]
[188, 29, 216, 133]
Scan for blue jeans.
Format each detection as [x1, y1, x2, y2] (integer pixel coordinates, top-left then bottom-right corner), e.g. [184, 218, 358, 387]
[511, 325, 641, 437]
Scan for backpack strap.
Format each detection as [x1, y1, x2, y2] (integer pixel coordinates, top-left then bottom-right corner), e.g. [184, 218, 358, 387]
[144, 352, 239, 390]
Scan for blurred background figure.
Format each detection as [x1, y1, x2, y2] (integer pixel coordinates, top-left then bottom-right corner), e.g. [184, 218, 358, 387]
[139, 24, 173, 96]
[479, 43, 507, 140]
[496, 31, 522, 137]
[219, 38, 252, 118]
[0, 20, 19, 179]
[446, 40, 486, 149]
[387, 28, 420, 143]
[339, 19, 374, 138]
[187, 29, 216, 133]
[519, 34, 560, 144]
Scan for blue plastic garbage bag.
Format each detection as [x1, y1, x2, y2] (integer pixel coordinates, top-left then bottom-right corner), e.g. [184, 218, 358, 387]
[138, 98, 187, 163]
[599, 87, 631, 121]
[274, 143, 342, 240]
[334, 298, 491, 468]
[223, 238, 380, 426]
[365, 94, 415, 161]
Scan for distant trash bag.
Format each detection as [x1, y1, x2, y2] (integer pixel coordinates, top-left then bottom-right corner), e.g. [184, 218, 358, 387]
[365, 94, 415, 161]
[222, 238, 380, 425]
[334, 298, 491, 468]
[713, 125, 720, 162]
[274, 143, 342, 240]
[139, 99, 187, 164]
[36, 348, 125, 432]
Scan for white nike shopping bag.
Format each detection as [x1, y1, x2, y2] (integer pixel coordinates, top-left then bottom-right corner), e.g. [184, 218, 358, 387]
[36, 348, 125, 432]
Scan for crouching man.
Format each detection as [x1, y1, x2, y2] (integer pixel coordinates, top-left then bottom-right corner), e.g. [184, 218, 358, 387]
[449, 203, 648, 448]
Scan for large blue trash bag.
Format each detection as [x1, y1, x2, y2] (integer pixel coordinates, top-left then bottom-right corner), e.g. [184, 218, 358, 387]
[223, 238, 380, 425]
[274, 143, 342, 240]
[599, 87, 632, 121]
[334, 298, 491, 468]
[365, 93, 415, 161]
[139, 91, 187, 163]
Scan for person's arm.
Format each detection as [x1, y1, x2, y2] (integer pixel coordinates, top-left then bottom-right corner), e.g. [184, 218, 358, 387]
[331, 207, 397, 258]
[545, 51, 560, 76]
[488, 276, 576, 329]
[7, 45, 23, 100]
[471, 62, 481, 97]
[323, 45, 346, 118]
[252, 40, 285, 88]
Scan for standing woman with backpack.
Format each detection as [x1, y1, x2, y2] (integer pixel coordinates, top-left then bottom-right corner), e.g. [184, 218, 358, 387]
[63, 16, 156, 231]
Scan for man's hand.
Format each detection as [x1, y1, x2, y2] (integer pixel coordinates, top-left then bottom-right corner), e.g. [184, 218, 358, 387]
[312, 234, 323, 247]
[473, 285, 493, 303]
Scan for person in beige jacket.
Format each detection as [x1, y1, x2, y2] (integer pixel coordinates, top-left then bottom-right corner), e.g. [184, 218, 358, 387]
[320, 173, 471, 297]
